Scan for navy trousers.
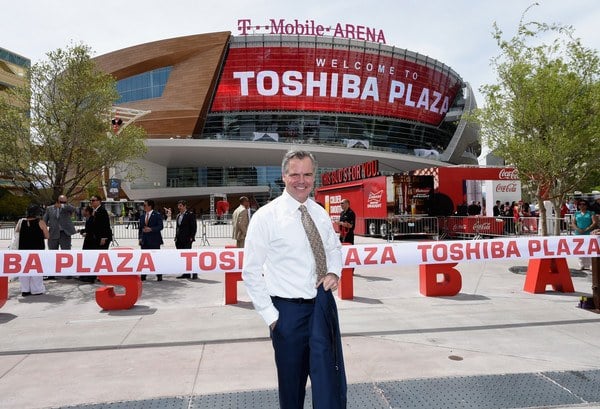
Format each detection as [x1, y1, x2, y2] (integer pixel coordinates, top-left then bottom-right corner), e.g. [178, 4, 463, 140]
[271, 286, 347, 409]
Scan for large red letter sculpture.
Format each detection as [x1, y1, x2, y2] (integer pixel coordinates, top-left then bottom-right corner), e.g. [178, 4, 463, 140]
[419, 263, 462, 296]
[337, 266, 355, 300]
[0, 277, 7, 309]
[95, 275, 142, 310]
[523, 258, 574, 294]
[94, 247, 142, 310]
[224, 245, 243, 305]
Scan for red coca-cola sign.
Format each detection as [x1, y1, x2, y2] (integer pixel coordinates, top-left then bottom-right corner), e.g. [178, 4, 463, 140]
[452, 223, 467, 232]
[473, 222, 492, 232]
[498, 169, 519, 180]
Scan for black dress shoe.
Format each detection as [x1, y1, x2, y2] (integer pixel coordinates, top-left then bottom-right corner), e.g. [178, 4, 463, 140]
[157, 275, 163, 281]
[191, 274, 198, 280]
[21, 292, 31, 297]
[176, 274, 191, 279]
[141, 275, 146, 281]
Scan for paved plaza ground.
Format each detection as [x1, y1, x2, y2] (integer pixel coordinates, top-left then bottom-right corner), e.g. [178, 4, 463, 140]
[1, 235, 600, 408]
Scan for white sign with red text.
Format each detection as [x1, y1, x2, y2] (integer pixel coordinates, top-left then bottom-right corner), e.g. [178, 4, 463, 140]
[485, 180, 522, 216]
[1, 236, 598, 277]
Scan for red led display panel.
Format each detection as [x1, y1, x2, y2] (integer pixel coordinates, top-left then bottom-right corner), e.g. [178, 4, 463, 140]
[211, 47, 462, 126]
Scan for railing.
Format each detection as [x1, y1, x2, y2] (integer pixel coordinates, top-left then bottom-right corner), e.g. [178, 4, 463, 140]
[439, 216, 573, 240]
[0, 215, 578, 243]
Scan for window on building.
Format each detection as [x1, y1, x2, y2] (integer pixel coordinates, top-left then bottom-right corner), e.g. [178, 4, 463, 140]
[116, 66, 172, 103]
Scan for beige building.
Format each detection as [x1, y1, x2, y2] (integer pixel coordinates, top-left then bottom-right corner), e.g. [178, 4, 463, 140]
[0, 47, 29, 101]
[0, 47, 30, 194]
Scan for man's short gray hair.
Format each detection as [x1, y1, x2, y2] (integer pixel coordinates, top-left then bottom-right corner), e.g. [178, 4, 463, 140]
[281, 149, 318, 175]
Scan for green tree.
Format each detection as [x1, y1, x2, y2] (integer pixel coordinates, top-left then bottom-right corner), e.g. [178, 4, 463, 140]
[0, 190, 29, 220]
[477, 6, 600, 235]
[0, 43, 147, 205]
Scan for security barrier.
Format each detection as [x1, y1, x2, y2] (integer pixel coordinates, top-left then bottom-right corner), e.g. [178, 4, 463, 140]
[0, 215, 578, 242]
[198, 216, 233, 245]
[438, 216, 573, 240]
[2, 236, 598, 311]
[360, 216, 439, 240]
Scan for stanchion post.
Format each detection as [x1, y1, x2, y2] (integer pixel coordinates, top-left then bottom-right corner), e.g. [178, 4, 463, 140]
[0, 277, 7, 309]
[338, 242, 354, 300]
[592, 256, 600, 310]
[224, 245, 243, 305]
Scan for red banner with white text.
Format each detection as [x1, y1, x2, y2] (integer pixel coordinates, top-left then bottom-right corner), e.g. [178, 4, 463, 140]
[211, 47, 461, 126]
[1, 236, 599, 277]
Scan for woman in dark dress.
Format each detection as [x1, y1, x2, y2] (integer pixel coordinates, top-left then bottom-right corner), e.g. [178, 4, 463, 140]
[18, 204, 49, 296]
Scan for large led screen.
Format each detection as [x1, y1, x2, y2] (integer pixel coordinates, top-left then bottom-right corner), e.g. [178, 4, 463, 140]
[211, 47, 462, 126]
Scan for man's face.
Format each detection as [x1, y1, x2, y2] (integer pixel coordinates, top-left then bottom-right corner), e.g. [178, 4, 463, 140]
[341, 200, 349, 211]
[177, 203, 186, 213]
[283, 157, 315, 203]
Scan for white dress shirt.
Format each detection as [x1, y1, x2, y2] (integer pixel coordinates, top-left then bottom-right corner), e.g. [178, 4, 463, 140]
[242, 190, 342, 325]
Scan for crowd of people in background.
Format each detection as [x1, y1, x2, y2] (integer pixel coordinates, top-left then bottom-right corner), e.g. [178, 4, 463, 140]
[453, 195, 600, 238]
[9, 190, 600, 298]
[457, 196, 600, 221]
[9, 194, 256, 296]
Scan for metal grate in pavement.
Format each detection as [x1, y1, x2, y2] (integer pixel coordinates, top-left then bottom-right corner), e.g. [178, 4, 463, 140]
[56, 397, 190, 409]
[544, 369, 600, 403]
[378, 372, 582, 409]
[191, 389, 280, 409]
[55, 369, 600, 409]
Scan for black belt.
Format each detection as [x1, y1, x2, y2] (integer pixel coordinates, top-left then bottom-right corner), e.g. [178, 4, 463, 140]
[272, 296, 316, 304]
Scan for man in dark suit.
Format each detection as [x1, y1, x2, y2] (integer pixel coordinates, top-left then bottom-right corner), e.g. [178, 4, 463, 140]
[175, 200, 198, 279]
[139, 199, 164, 281]
[43, 194, 77, 251]
[80, 195, 113, 283]
[88, 195, 113, 250]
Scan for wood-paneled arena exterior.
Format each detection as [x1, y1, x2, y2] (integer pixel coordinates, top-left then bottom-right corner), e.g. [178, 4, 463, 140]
[93, 31, 480, 208]
[94, 32, 231, 138]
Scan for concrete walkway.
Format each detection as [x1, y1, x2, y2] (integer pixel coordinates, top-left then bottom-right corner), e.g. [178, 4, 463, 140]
[1, 236, 600, 408]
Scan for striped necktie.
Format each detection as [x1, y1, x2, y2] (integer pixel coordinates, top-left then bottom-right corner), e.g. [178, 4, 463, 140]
[299, 204, 327, 282]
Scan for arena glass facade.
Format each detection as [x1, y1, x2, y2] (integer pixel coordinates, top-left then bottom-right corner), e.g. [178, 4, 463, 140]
[94, 32, 480, 210]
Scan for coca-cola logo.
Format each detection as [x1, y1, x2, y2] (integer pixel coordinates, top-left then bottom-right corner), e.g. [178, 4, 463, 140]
[452, 224, 467, 231]
[473, 222, 491, 231]
[499, 168, 519, 180]
[496, 182, 518, 193]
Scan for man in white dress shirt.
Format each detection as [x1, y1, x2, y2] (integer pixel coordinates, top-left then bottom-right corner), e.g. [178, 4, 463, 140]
[242, 149, 347, 409]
